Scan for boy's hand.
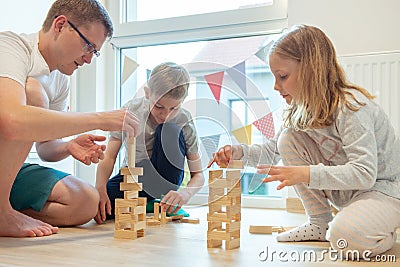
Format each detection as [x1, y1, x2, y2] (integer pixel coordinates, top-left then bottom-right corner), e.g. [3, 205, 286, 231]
[94, 187, 111, 224]
[160, 190, 191, 214]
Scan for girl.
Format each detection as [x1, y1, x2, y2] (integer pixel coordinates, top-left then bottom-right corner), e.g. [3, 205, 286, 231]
[210, 25, 400, 258]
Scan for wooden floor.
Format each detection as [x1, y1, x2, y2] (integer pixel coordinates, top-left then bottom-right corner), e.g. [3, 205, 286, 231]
[0, 207, 399, 266]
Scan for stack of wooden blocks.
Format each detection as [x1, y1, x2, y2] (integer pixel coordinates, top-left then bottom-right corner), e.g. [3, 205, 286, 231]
[207, 160, 242, 250]
[114, 137, 147, 239]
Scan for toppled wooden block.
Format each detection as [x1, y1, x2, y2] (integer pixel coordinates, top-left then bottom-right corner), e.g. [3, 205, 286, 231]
[249, 225, 296, 234]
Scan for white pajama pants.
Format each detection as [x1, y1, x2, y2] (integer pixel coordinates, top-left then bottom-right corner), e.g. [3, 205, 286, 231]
[277, 128, 400, 256]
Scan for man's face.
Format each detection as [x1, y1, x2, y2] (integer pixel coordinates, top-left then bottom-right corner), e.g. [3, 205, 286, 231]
[56, 20, 107, 75]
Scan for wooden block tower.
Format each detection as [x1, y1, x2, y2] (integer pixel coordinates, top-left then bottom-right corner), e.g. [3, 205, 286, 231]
[114, 137, 147, 239]
[207, 160, 242, 249]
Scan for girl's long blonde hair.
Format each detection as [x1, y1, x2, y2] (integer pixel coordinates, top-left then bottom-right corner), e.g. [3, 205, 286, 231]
[270, 25, 374, 131]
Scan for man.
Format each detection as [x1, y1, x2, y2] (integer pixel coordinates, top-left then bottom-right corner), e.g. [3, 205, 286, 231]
[0, 0, 139, 238]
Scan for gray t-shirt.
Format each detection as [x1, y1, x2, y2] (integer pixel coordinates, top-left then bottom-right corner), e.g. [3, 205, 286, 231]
[110, 97, 199, 166]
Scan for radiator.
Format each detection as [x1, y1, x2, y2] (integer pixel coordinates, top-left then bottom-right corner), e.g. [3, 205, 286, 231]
[339, 52, 400, 134]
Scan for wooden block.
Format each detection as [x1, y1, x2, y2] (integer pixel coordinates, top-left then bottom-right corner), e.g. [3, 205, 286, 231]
[249, 225, 296, 234]
[220, 160, 244, 169]
[120, 167, 143, 176]
[134, 221, 147, 231]
[114, 229, 138, 239]
[249, 225, 273, 234]
[138, 197, 147, 206]
[226, 221, 240, 232]
[124, 175, 139, 183]
[146, 217, 161, 226]
[225, 238, 240, 250]
[209, 170, 223, 182]
[115, 198, 138, 208]
[207, 229, 232, 240]
[127, 137, 136, 168]
[120, 182, 143, 192]
[115, 213, 137, 223]
[160, 209, 167, 224]
[286, 197, 305, 213]
[137, 229, 145, 238]
[124, 191, 139, 199]
[207, 239, 222, 248]
[208, 179, 229, 189]
[168, 215, 184, 221]
[154, 203, 159, 219]
[225, 170, 241, 182]
[134, 205, 146, 215]
[181, 217, 200, 224]
[207, 212, 230, 223]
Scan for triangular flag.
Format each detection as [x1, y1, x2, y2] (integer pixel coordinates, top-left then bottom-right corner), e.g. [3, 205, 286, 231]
[200, 134, 221, 158]
[226, 61, 247, 95]
[146, 69, 151, 81]
[253, 112, 275, 139]
[204, 71, 224, 103]
[231, 124, 252, 145]
[255, 41, 274, 63]
[122, 55, 139, 85]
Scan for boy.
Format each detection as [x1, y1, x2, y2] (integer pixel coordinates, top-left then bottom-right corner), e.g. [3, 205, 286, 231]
[95, 62, 204, 223]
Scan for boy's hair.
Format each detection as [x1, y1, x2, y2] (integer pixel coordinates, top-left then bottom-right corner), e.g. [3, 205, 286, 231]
[270, 24, 374, 131]
[42, 0, 113, 39]
[147, 62, 190, 100]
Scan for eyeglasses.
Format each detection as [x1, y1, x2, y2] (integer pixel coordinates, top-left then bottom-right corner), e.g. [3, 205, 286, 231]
[67, 21, 100, 57]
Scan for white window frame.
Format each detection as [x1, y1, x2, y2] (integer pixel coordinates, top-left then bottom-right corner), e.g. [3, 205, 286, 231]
[103, 0, 288, 208]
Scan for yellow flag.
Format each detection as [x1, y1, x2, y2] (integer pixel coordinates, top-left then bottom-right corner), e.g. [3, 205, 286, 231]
[232, 124, 252, 145]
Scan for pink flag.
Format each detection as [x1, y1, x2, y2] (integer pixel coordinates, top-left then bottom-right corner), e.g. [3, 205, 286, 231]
[253, 113, 275, 139]
[205, 71, 225, 103]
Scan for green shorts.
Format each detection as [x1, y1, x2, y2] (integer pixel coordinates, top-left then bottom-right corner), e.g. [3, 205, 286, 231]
[10, 163, 70, 212]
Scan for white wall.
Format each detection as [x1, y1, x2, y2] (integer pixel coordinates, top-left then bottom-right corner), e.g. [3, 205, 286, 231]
[0, 0, 54, 33]
[288, 0, 400, 56]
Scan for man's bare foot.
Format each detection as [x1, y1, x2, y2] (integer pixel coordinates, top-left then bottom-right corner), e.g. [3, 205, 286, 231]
[0, 208, 58, 237]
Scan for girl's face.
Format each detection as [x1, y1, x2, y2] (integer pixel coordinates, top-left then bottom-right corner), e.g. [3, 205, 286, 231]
[149, 95, 183, 125]
[269, 54, 300, 104]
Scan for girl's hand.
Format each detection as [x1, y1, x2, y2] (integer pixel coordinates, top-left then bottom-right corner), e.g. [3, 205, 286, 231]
[257, 165, 310, 190]
[207, 145, 243, 168]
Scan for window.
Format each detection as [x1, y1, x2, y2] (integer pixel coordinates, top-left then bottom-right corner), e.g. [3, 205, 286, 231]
[107, 0, 288, 208]
[125, 0, 273, 22]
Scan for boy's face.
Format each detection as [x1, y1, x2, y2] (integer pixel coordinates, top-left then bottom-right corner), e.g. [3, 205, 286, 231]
[149, 95, 183, 125]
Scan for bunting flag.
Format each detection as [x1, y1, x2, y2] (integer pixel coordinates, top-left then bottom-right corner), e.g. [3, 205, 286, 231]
[204, 71, 224, 103]
[253, 112, 275, 139]
[146, 69, 152, 81]
[231, 124, 252, 145]
[255, 41, 274, 63]
[121, 55, 139, 85]
[200, 134, 221, 159]
[226, 61, 247, 95]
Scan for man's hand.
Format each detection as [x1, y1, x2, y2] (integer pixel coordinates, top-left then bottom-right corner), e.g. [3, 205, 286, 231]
[67, 134, 106, 165]
[257, 165, 310, 190]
